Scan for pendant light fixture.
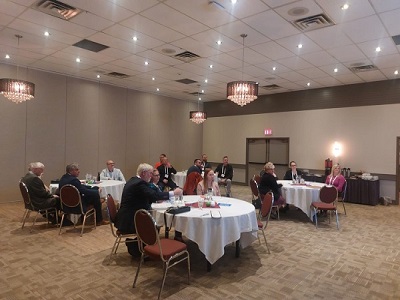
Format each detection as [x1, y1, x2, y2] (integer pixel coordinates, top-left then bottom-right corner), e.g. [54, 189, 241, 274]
[0, 35, 35, 103]
[189, 91, 207, 124]
[226, 34, 258, 107]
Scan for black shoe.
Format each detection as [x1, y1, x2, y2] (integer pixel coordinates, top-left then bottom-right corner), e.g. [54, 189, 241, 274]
[61, 218, 74, 226]
[126, 238, 140, 257]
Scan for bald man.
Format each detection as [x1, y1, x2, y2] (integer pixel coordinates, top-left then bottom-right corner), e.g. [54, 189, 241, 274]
[100, 160, 126, 181]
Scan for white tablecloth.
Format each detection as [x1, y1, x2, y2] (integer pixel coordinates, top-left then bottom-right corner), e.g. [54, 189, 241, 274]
[278, 180, 325, 221]
[152, 195, 258, 265]
[171, 171, 187, 188]
[50, 180, 125, 202]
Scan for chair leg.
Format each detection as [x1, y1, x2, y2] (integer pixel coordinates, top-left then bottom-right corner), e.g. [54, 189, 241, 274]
[81, 214, 87, 237]
[342, 201, 347, 215]
[133, 254, 144, 288]
[159, 263, 169, 300]
[335, 210, 340, 230]
[59, 214, 65, 235]
[261, 228, 270, 254]
[313, 207, 318, 228]
[21, 209, 30, 229]
[186, 253, 191, 284]
[108, 237, 121, 264]
[30, 211, 41, 232]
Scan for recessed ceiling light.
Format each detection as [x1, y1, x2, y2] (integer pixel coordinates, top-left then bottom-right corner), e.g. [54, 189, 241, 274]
[209, 65, 213, 69]
[341, 3, 349, 10]
[297, 44, 303, 49]
[395, 70, 399, 75]
[375, 47, 381, 52]
[96, 74, 100, 79]
[156, 88, 160, 91]
[44, 31, 50, 36]
[201, 89, 204, 93]
[204, 79, 208, 83]
[231, 0, 237, 4]
[216, 40, 222, 45]
[144, 61, 149, 65]
[5, 54, 10, 59]
[152, 77, 155, 81]
[307, 82, 310, 86]
[76, 58, 80, 63]
[198, 97, 202, 101]
[132, 36, 138, 41]
[334, 68, 338, 73]
[272, 67, 276, 71]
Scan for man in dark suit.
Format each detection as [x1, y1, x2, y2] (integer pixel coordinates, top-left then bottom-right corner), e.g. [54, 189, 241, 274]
[58, 163, 108, 225]
[21, 162, 59, 222]
[283, 161, 303, 181]
[215, 156, 233, 197]
[187, 158, 202, 176]
[157, 156, 178, 190]
[201, 154, 212, 172]
[115, 163, 183, 256]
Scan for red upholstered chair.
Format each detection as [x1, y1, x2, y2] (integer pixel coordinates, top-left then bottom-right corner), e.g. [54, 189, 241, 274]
[183, 172, 202, 195]
[253, 174, 261, 184]
[20, 181, 58, 232]
[257, 192, 274, 253]
[338, 181, 347, 215]
[311, 185, 339, 229]
[133, 209, 190, 300]
[106, 194, 136, 264]
[251, 175, 280, 220]
[59, 184, 96, 236]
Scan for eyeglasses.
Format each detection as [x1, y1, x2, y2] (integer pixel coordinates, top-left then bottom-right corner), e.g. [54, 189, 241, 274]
[291, 164, 296, 167]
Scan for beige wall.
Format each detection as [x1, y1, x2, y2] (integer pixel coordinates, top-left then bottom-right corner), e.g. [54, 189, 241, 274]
[203, 104, 400, 196]
[0, 65, 203, 202]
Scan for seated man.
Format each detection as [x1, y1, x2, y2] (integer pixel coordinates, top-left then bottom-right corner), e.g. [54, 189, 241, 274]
[115, 163, 183, 256]
[283, 161, 303, 181]
[154, 153, 166, 169]
[21, 162, 60, 223]
[58, 163, 108, 225]
[149, 169, 163, 192]
[187, 158, 202, 176]
[201, 154, 212, 172]
[157, 156, 178, 190]
[100, 160, 126, 181]
[215, 156, 233, 197]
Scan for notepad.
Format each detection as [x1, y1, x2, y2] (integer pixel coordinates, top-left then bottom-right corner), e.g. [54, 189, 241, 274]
[218, 203, 231, 207]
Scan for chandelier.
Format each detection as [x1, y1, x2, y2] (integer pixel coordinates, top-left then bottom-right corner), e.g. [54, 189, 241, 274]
[227, 34, 258, 107]
[0, 35, 35, 103]
[190, 91, 207, 124]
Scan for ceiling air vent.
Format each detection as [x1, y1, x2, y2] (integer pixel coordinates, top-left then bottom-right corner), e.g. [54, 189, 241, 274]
[175, 79, 198, 85]
[73, 39, 109, 53]
[105, 72, 130, 79]
[188, 91, 204, 95]
[349, 65, 377, 73]
[262, 84, 281, 90]
[174, 51, 201, 63]
[31, 0, 82, 20]
[392, 34, 400, 46]
[292, 13, 335, 32]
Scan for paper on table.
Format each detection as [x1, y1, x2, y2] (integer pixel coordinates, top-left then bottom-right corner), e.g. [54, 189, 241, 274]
[218, 203, 231, 207]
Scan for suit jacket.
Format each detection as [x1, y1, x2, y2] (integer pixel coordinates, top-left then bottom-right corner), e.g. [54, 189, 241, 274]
[201, 162, 212, 171]
[259, 172, 282, 201]
[58, 173, 100, 199]
[115, 176, 170, 233]
[283, 169, 303, 181]
[21, 172, 57, 209]
[214, 163, 233, 180]
[187, 165, 201, 176]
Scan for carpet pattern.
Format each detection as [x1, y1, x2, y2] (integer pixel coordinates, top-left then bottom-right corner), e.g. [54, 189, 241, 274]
[1, 185, 400, 299]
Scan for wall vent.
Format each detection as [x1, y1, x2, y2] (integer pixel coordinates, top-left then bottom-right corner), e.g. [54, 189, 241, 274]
[348, 64, 377, 73]
[73, 39, 109, 53]
[292, 13, 335, 32]
[105, 72, 130, 79]
[392, 34, 400, 45]
[174, 51, 201, 63]
[188, 91, 204, 95]
[31, 0, 82, 20]
[262, 84, 281, 90]
[176, 78, 198, 84]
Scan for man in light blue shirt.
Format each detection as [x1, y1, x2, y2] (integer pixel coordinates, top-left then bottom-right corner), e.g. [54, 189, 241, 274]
[100, 160, 126, 182]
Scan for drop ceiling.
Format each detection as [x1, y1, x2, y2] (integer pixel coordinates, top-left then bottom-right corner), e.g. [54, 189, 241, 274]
[1, 0, 400, 103]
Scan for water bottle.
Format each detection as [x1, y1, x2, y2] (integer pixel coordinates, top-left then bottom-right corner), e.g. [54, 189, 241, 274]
[207, 187, 213, 200]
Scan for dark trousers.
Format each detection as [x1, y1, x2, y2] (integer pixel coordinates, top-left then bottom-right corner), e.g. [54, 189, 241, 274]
[82, 195, 103, 222]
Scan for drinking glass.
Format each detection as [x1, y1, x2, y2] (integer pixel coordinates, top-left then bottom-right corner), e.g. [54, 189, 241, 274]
[198, 198, 204, 209]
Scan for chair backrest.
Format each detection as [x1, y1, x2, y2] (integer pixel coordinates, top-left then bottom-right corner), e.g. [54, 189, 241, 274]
[253, 174, 261, 184]
[261, 192, 274, 219]
[106, 194, 117, 223]
[134, 209, 158, 247]
[249, 178, 259, 198]
[60, 184, 84, 213]
[319, 185, 338, 204]
[19, 181, 33, 209]
[183, 172, 203, 195]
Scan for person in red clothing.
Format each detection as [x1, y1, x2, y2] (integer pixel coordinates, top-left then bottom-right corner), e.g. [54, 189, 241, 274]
[154, 153, 166, 169]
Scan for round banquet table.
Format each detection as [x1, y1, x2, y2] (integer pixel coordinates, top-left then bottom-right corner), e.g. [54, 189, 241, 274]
[278, 180, 325, 221]
[49, 180, 125, 202]
[152, 195, 258, 265]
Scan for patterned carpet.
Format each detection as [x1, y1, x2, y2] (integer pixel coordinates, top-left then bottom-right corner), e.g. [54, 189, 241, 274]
[1, 185, 400, 300]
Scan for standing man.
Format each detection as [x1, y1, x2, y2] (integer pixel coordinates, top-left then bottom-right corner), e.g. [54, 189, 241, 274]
[187, 158, 202, 176]
[58, 163, 108, 225]
[283, 161, 303, 181]
[201, 154, 212, 172]
[157, 156, 178, 190]
[215, 156, 233, 197]
[115, 163, 183, 256]
[100, 160, 126, 181]
[21, 162, 59, 222]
